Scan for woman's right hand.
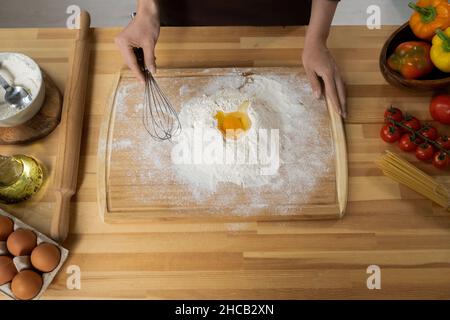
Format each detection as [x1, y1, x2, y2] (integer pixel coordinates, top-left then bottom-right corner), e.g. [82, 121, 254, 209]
[115, 0, 160, 83]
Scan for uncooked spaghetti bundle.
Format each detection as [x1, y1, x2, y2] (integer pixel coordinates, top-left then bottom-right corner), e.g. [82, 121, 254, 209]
[376, 151, 450, 210]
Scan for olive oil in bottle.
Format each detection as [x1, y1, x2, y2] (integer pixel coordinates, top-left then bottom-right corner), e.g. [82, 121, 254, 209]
[0, 155, 44, 204]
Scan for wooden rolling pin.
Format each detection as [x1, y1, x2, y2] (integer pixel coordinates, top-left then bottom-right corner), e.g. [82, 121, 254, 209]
[50, 11, 91, 242]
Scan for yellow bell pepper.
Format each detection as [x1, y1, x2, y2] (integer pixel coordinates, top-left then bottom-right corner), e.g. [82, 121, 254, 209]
[431, 27, 450, 73]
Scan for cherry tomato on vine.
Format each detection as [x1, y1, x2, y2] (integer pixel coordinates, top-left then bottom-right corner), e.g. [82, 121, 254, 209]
[419, 125, 438, 141]
[384, 106, 403, 123]
[436, 136, 450, 150]
[415, 143, 434, 161]
[432, 151, 450, 170]
[380, 124, 401, 143]
[398, 133, 421, 152]
[402, 115, 421, 132]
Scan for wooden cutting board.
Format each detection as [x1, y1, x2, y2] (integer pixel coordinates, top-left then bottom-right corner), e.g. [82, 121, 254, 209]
[98, 67, 348, 223]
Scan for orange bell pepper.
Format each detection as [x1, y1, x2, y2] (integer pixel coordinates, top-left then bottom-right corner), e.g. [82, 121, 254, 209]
[409, 0, 450, 40]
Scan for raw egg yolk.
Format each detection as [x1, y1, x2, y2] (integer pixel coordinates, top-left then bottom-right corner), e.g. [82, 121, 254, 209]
[215, 111, 251, 140]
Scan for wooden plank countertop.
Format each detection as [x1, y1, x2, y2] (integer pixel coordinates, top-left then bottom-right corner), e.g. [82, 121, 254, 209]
[0, 26, 449, 299]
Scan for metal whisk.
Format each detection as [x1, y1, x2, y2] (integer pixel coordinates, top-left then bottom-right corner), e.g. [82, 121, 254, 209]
[133, 47, 181, 141]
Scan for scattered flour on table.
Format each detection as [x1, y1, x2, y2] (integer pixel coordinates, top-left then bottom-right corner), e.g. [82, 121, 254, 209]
[111, 71, 334, 214]
[112, 138, 133, 150]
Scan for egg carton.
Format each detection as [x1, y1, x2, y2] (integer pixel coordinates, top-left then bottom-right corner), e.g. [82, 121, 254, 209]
[0, 208, 69, 300]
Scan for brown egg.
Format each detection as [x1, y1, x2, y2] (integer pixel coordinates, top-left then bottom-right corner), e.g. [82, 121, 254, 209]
[0, 255, 18, 285]
[0, 216, 14, 241]
[31, 243, 61, 273]
[7, 229, 37, 256]
[11, 270, 43, 300]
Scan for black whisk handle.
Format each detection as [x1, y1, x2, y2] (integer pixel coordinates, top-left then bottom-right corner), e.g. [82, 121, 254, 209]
[133, 47, 147, 73]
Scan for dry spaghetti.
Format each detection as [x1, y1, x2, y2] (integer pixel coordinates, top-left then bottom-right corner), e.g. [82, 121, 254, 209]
[376, 151, 450, 210]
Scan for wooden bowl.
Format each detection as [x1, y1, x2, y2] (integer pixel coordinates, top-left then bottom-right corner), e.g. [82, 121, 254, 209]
[380, 22, 450, 91]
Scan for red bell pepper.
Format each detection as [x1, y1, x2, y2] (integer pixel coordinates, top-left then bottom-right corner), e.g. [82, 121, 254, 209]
[388, 41, 434, 79]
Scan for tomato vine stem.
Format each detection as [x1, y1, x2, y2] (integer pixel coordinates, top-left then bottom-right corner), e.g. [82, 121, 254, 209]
[387, 116, 449, 156]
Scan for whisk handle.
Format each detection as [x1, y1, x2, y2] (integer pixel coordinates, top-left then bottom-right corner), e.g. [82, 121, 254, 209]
[133, 47, 147, 73]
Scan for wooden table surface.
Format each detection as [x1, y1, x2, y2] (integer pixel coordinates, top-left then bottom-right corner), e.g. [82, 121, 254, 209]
[0, 26, 449, 299]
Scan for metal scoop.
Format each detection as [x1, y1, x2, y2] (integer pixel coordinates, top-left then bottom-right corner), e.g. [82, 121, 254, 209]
[0, 74, 32, 109]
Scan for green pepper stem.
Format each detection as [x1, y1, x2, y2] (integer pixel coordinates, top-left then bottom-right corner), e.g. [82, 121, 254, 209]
[408, 2, 437, 23]
[436, 29, 450, 52]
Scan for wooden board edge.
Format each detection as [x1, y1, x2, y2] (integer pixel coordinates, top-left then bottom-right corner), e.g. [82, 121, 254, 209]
[97, 71, 122, 223]
[119, 66, 306, 79]
[103, 204, 343, 224]
[326, 96, 348, 218]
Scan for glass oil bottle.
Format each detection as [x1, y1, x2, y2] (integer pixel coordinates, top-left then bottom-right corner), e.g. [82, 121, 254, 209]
[0, 154, 44, 204]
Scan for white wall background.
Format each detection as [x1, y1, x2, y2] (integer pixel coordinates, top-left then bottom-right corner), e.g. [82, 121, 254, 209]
[333, 0, 410, 25]
[0, 0, 411, 28]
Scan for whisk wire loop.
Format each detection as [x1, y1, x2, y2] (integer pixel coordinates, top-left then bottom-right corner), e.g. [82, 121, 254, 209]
[133, 47, 182, 141]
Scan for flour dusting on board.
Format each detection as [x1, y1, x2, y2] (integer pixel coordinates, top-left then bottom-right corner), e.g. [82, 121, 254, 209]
[111, 70, 335, 215]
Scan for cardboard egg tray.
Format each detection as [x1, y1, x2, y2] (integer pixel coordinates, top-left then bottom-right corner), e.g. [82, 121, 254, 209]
[0, 208, 69, 300]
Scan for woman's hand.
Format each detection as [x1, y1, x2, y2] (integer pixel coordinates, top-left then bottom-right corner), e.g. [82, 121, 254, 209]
[115, 0, 160, 83]
[304, 0, 346, 118]
[302, 41, 346, 118]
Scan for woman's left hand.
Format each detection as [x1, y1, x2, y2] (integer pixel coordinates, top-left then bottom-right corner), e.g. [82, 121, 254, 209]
[302, 42, 347, 118]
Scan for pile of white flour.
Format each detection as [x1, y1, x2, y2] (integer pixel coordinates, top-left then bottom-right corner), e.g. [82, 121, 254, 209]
[112, 70, 334, 211]
[0, 53, 41, 120]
